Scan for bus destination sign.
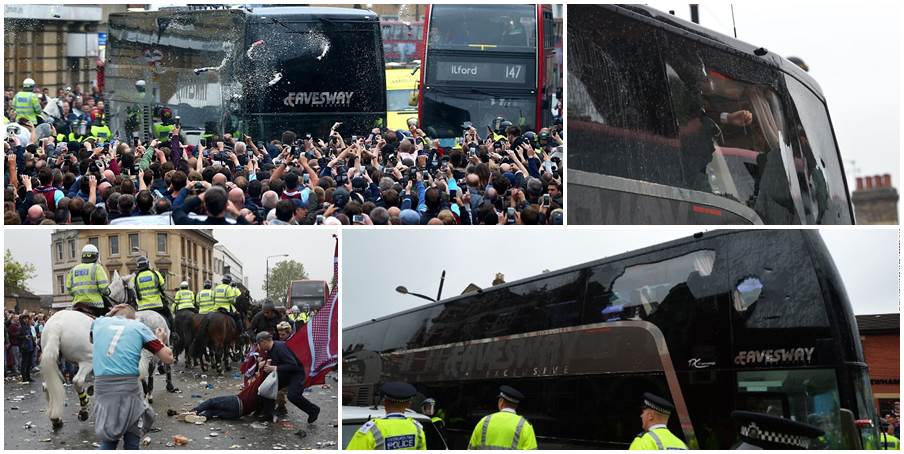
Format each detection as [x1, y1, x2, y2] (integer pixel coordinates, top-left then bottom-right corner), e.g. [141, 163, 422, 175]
[435, 61, 528, 84]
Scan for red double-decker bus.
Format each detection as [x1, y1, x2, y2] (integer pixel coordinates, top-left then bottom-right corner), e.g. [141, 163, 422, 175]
[417, 4, 561, 145]
[381, 18, 424, 65]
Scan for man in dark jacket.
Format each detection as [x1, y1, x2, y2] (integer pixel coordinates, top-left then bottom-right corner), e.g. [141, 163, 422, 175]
[254, 331, 320, 423]
[172, 186, 254, 225]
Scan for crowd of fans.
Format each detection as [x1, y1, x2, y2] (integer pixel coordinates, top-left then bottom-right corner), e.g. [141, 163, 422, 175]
[5, 84, 564, 225]
[4, 309, 45, 384]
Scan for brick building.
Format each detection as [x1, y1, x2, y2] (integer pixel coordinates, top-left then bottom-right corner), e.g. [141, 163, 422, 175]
[856, 313, 900, 417]
[851, 174, 899, 225]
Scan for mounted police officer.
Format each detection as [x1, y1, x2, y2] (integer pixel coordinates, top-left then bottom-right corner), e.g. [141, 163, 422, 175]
[730, 410, 825, 449]
[173, 281, 196, 313]
[13, 78, 42, 124]
[629, 393, 688, 450]
[468, 385, 537, 450]
[214, 275, 243, 334]
[65, 244, 111, 318]
[197, 280, 216, 315]
[133, 256, 172, 330]
[347, 382, 426, 450]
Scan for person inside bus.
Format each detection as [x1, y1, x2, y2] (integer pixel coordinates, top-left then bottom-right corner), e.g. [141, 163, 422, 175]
[629, 393, 688, 450]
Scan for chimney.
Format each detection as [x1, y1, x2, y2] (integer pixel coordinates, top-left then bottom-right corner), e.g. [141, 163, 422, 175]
[852, 173, 899, 225]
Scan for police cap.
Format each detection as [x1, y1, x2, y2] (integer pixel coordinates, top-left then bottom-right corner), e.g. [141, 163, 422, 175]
[381, 381, 416, 403]
[731, 410, 824, 450]
[499, 385, 525, 404]
[642, 393, 675, 416]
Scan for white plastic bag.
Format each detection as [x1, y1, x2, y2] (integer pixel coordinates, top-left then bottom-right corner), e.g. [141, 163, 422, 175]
[258, 370, 278, 400]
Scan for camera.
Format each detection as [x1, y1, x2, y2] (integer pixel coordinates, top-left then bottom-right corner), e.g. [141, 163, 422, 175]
[450, 188, 457, 198]
[422, 170, 430, 180]
[174, 116, 181, 128]
[543, 194, 551, 205]
[315, 214, 324, 225]
[352, 214, 364, 224]
[506, 207, 516, 224]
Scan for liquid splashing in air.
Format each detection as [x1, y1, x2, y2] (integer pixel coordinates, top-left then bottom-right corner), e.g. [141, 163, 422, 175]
[268, 72, 283, 86]
[308, 31, 330, 61]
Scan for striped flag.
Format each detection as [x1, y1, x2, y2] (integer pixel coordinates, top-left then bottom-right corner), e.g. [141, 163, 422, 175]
[287, 235, 339, 387]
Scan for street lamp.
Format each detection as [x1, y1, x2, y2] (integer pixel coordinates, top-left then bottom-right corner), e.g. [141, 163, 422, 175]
[266, 254, 289, 302]
[396, 270, 446, 303]
[395, 286, 436, 303]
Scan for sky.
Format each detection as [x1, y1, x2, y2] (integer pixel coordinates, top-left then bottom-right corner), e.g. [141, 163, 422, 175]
[342, 228, 900, 326]
[4, 228, 338, 301]
[642, 1, 901, 218]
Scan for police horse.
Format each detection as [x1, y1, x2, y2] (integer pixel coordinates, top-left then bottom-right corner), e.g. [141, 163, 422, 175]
[191, 285, 252, 375]
[39, 271, 132, 430]
[118, 272, 178, 402]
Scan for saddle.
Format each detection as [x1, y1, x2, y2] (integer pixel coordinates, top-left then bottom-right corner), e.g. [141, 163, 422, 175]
[71, 304, 99, 319]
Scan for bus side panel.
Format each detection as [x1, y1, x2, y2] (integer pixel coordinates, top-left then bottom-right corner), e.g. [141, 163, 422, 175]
[568, 183, 753, 225]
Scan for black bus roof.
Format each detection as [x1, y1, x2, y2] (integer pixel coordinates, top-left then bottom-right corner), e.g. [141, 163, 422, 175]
[599, 4, 825, 101]
[345, 229, 820, 330]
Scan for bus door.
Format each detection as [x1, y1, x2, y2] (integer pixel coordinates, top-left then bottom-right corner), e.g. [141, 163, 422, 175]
[381, 321, 699, 449]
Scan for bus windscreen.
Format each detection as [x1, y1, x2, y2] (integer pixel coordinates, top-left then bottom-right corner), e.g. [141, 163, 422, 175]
[428, 5, 537, 52]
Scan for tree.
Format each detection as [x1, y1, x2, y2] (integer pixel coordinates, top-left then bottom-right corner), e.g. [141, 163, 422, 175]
[5, 249, 37, 293]
[263, 259, 309, 305]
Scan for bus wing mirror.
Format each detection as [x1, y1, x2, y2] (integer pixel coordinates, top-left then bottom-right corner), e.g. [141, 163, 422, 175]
[408, 92, 418, 107]
[840, 408, 863, 449]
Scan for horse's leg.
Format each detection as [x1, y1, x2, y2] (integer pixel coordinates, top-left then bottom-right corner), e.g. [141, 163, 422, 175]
[146, 361, 155, 404]
[73, 361, 93, 422]
[165, 363, 177, 392]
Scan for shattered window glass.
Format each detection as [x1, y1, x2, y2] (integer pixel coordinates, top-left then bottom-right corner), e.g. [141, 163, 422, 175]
[732, 276, 763, 311]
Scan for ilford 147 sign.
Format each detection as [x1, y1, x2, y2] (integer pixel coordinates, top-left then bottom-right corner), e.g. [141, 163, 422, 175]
[435, 61, 528, 84]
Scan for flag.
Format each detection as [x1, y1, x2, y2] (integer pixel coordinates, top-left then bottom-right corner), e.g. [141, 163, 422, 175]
[286, 235, 339, 387]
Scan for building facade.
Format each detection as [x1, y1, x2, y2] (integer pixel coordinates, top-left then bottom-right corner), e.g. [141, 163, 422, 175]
[50, 229, 217, 309]
[213, 243, 246, 287]
[856, 313, 900, 418]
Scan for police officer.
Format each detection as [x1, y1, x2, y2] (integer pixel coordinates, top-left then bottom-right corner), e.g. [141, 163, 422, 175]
[468, 385, 537, 450]
[197, 280, 216, 314]
[65, 244, 111, 318]
[347, 382, 426, 450]
[13, 78, 42, 124]
[173, 281, 196, 313]
[153, 107, 175, 141]
[133, 256, 172, 329]
[419, 398, 445, 428]
[629, 393, 688, 450]
[881, 419, 900, 450]
[729, 410, 824, 450]
[89, 117, 112, 145]
[214, 275, 243, 334]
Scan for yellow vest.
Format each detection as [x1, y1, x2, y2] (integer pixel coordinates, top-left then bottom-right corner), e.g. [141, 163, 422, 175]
[213, 283, 238, 312]
[881, 433, 900, 450]
[469, 410, 537, 450]
[134, 269, 165, 310]
[173, 289, 195, 311]
[197, 289, 215, 314]
[629, 426, 688, 450]
[346, 415, 426, 450]
[66, 262, 110, 307]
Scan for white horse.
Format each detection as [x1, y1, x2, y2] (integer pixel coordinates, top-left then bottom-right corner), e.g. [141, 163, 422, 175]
[135, 309, 177, 402]
[39, 270, 131, 430]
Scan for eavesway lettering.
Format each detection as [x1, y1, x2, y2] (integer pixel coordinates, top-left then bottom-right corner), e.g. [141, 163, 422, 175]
[283, 91, 354, 107]
[734, 347, 815, 366]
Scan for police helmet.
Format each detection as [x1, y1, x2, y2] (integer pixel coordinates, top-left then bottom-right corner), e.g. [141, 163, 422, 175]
[381, 382, 416, 403]
[521, 131, 539, 148]
[538, 130, 551, 146]
[302, 303, 311, 312]
[180, 281, 189, 289]
[81, 244, 99, 263]
[222, 274, 233, 284]
[731, 410, 824, 450]
[23, 78, 35, 89]
[500, 120, 513, 133]
[136, 256, 150, 270]
[203, 280, 212, 289]
[492, 116, 507, 134]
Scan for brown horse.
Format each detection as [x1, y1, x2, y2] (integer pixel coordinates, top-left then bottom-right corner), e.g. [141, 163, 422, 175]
[191, 285, 251, 375]
[172, 309, 203, 368]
